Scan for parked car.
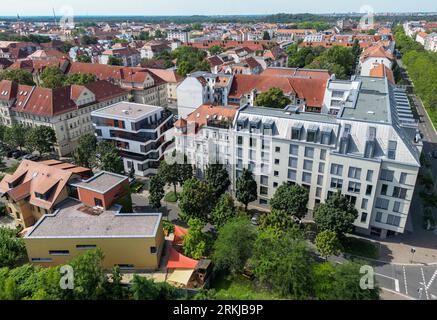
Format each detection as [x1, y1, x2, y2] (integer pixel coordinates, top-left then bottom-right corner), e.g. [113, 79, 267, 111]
[251, 212, 260, 226]
[12, 150, 25, 159]
[23, 154, 39, 161]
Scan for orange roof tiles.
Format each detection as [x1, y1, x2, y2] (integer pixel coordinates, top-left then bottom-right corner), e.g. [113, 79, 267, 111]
[369, 63, 395, 84]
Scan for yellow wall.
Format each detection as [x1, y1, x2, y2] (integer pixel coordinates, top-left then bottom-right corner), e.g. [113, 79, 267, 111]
[25, 223, 165, 270]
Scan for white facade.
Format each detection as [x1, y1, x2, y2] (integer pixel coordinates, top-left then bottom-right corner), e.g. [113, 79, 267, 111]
[360, 56, 393, 77]
[167, 30, 189, 43]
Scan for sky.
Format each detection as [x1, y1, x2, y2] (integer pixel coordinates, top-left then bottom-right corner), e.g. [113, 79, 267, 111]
[1, 0, 436, 16]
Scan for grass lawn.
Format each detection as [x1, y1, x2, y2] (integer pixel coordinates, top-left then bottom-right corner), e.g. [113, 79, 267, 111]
[342, 236, 379, 260]
[129, 181, 145, 193]
[164, 191, 179, 203]
[210, 273, 281, 300]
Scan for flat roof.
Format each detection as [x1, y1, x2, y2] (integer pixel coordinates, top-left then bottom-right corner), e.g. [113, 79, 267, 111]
[92, 102, 163, 121]
[340, 77, 391, 124]
[26, 198, 161, 239]
[72, 171, 128, 194]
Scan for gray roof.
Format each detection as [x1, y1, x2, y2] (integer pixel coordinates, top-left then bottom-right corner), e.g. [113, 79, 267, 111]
[340, 77, 391, 124]
[26, 198, 161, 239]
[72, 171, 128, 194]
[92, 102, 163, 121]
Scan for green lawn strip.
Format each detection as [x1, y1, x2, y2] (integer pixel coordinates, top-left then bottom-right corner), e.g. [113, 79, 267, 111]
[342, 236, 379, 260]
[164, 191, 179, 203]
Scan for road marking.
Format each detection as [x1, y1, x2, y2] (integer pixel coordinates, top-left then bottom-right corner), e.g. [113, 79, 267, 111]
[425, 269, 437, 290]
[403, 266, 408, 295]
[421, 267, 430, 300]
[375, 273, 400, 292]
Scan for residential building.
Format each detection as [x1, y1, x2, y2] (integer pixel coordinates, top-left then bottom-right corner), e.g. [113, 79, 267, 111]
[0, 79, 129, 156]
[147, 68, 184, 106]
[175, 76, 422, 239]
[24, 198, 164, 270]
[167, 29, 190, 43]
[100, 46, 141, 67]
[92, 102, 174, 176]
[0, 160, 92, 228]
[274, 29, 317, 41]
[140, 40, 171, 60]
[359, 45, 394, 77]
[177, 72, 233, 118]
[424, 33, 437, 53]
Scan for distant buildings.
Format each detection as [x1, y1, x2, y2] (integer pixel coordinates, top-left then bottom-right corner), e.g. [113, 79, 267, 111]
[92, 102, 174, 176]
[167, 29, 190, 43]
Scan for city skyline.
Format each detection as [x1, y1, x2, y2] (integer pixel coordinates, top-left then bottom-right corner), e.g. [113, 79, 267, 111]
[0, 0, 436, 16]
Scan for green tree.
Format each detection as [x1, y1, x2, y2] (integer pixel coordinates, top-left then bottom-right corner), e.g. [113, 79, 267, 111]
[25, 126, 56, 155]
[149, 175, 165, 209]
[210, 193, 236, 228]
[315, 230, 343, 259]
[108, 56, 123, 66]
[178, 178, 214, 222]
[191, 23, 203, 31]
[0, 227, 26, 268]
[208, 45, 224, 55]
[72, 133, 97, 169]
[76, 54, 91, 63]
[64, 73, 96, 85]
[182, 218, 212, 260]
[205, 163, 231, 200]
[4, 124, 27, 150]
[81, 35, 98, 45]
[212, 216, 257, 275]
[235, 169, 257, 211]
[249, 228, 314, 298]
[40, 66, 66, 89]
[69, 248, 107, 300]
[259, 209, 298, 234]
[130, 274, 176, 300]
[109, 265, 125, 300]
[314, 191, 358, 238]
[312, 261, 380, 300]
[270, 182, 309, 220]
[96, 141, 124, 174]
[157, 161, 179, 195]
[0, 69, 35, 86]
[254, 87, 291, 109]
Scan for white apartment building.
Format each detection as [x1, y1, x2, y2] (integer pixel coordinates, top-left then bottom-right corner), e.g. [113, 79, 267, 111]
[167, 29, 190, 43]
[359, 45, 394, 77]
[424, 33, 437, 53]
[175, 76, 422, 238]
[92, 102, 174, 176]
[176, 71, 233, 118]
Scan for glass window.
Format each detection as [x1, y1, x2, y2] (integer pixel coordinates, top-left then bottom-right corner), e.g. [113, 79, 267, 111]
[330, 178, 343, 189]
[260, 175, 269, 186]
[366, 170, 373, 182]
[275, 146, 281, 153]
[303, 160, 313, 171]
[317, 175, 324, 186]
[288, 169, 297, 181]
[289, 144, 299, 155]
[237, 136, 243, 145]
[302, 172, 312, 183]
[361, 212, 368, 223]
[393, 201, 402, 213]
[386, 214, 401, 226]
[307, 130, 317, 142]
[304, 147, 314, 158]
[361, 198, 368, 210]
[348, 181, 361, 193]
[316, 187, 322, 198]
[320, 149, 326, 160]
[348, 167, 362, 180]
[388, 140, 397, 160]
[366, 185, 373, 195]
[330, 164, 343, 176]
[380, 169, 394, 182]
[381, 184, 388, 196]
[375, 212, 383, 223]
[375, 197, 389, 210]
[392, 187, 407, 199]
[274, 159, 280, 165]
[318, 163, 325, 173]
[260, 186, 269, 195]
[289, 157, 298, 168]
[400, 173, 408, 184]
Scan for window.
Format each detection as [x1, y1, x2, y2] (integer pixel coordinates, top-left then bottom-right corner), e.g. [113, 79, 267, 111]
[375, 197, 389, 210]
[388, 140, 397, 160]
[361, 212, 368, 223]
[150, 247, 158, 254]
[49, 250, 70, 256]
[289, 157, 298, 168]
[317, 175, 324, 186]
[316, 187, 322, 198]
[260, 186, 268, 195]
[375, 212, 383, 223]
[366, 185, 373, 195]
[273, 182, 278, 188]
[381, 184, 388, 196]
[318, 163, 325, 173]
[260, 176, 269, 186]
[392, 187, 407, 199]
[330, 178, 343, 189]
[302, 172, 312, 183]
[237, 136, 243, 145]
[76, 245, 97, 250]
[380, 169, 394, 182]
[274, 159, 280, 165]
[320, 149, 326, 160]
[306, 130, 317, 142]
[259, 199, 268, 205]
[291, 127, 301, 140]
[386, 214, 401, 227]
[275, 146, 281, 153]
[31, 258, 53, 263]
[274, 171, 279, 177]
[249, 137, 257, 148]
[303, 160, 313, 171]
[361, 198, 368, 210]
[288, 169, 297, 181]
[304, 147, 314, 158]
[400, 173, 408, 184]
[393, 201, 402, 213]
[348, 181, 361, 193]
[330, 164, 343, 176]
[366, 170, 374, 182]
[237, 148, 243, 158]
[289, 144, 299, 155]
[348, 167, 361, 180]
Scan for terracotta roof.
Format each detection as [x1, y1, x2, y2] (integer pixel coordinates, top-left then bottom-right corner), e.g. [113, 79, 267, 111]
[183, 40, 275, 52]
[28, 49, 69, 60]
[261, 67, 331, 80]
[207, 55, 224, 67]
[369, 63, 395, 84]
[360, 45, 394, 62]
[147, 68, 184, 83]
[180, 104, 239, 131]
[0, 80, 18, 101]
[9, 58, 69, 74]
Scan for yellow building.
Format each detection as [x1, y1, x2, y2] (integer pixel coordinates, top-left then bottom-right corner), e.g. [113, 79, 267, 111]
[24, 198, 164, 270]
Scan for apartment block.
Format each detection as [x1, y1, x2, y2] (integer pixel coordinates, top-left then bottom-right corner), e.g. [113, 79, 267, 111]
[175, 76, 422, 238]
[92, 102, 174, 176]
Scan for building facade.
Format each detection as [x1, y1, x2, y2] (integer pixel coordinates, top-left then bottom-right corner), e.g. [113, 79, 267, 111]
[92, 102, 174, 176]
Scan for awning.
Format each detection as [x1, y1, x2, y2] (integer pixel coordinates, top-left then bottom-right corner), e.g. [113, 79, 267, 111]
[167, 269, 195, 286]
[167, 247, 198, 269]
[173, 225, 188, 245]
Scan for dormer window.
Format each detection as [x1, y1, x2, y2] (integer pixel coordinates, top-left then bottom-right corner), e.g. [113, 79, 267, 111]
[291, 123, 303, 140]
[35, 192, 49, 201]
[306, 125, 319, 143]
[388, 140, 397, 160]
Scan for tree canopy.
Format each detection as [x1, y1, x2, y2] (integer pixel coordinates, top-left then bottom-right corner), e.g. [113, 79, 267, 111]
[210, 193, 237, 228]
[182, 218, 213, 260]
[270, 182, 309, 220]
[72, 133, 98, 168]
[178, 178, 214, 222]
[205, 163, 231, 200]
[24, 126, 56, 155]
[235, 169, 257, 211]
[254, 87, 291, 109]
[0, 69, 35, 86]
[0, 228, 26, 269]
[96, 141, 124, 174]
